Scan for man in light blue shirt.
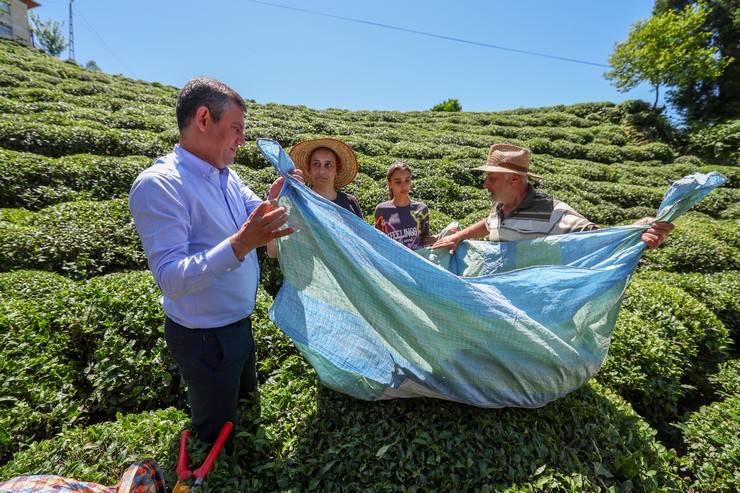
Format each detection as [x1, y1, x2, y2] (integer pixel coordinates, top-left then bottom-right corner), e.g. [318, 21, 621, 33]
[129, 77, 297, 446]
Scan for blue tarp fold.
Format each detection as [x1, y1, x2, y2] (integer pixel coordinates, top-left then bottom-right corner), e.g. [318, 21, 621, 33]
[257, 138, 726, 407]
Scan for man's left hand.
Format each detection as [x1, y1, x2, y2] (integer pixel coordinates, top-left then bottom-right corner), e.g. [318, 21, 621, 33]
[268, 170, 304, 200]
[638, 218, 674, 249]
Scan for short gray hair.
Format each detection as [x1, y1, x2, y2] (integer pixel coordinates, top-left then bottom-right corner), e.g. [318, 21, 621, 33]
[176, 76, 246, 131]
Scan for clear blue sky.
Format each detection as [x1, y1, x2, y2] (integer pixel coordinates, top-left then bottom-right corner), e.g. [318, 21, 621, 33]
[34, 0, 658, 112]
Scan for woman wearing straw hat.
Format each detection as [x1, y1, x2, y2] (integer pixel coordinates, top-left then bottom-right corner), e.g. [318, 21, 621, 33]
[267, 138, 362, 257]
[289, 137, 362, 217]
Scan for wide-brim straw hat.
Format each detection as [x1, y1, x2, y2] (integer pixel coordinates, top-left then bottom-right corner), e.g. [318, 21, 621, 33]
[472, 143, 541, 179]
[289, 138, 359, 189]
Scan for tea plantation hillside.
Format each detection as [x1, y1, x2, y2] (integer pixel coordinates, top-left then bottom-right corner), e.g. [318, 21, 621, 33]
[0, 39, 738, 492]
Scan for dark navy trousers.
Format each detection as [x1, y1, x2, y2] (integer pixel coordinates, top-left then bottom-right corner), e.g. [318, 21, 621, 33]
[164, 316, 257, 445]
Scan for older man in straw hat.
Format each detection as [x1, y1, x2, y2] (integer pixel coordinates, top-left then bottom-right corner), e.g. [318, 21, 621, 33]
[432, 143, 674, 253]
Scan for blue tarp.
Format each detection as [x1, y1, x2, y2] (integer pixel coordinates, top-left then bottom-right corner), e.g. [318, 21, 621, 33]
[257, 138, 726, 408]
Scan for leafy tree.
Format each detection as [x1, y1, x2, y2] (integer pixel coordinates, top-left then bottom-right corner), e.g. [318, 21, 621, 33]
[29, 12, 67, 57]
[85, 60, 101, 72]
[653, 0, 740, 123]
[605, 2, 731, 110]
[431, 98, 462, 112]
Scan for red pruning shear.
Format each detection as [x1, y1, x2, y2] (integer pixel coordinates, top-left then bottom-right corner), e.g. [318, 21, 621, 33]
[172, 421, 233, 493]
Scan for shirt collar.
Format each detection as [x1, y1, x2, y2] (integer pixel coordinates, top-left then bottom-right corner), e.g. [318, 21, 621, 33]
[496, 185, 536, 218]
[516, 185, 536, 211]
[174, 144, 229, 180]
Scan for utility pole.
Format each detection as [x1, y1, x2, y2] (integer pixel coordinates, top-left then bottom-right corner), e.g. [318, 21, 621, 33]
[68, 0, 75, 61]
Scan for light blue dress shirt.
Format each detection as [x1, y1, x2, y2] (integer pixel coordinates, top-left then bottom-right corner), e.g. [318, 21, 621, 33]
[129, 144, 263, 329]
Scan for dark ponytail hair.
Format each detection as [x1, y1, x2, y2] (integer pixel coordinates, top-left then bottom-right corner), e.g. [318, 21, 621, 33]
[386, 159, 412, 199]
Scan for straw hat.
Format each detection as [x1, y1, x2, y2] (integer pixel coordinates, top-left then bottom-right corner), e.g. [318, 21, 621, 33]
[472, 144, 541, 179]
[289, 138, 359, 189]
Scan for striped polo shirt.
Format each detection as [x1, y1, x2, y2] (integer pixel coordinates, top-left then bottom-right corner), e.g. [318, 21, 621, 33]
[485, 186, 597, 242]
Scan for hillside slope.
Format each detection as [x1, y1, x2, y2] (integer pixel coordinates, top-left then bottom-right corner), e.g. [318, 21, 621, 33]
[0, 39, 737, 492]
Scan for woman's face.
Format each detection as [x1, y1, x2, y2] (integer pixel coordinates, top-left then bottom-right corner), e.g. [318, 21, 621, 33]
[309, 148, 338, 189]
[388, 169, 412, 197]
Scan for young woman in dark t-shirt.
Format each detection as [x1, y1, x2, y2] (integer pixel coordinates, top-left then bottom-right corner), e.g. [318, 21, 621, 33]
[374, 160, 435, 250]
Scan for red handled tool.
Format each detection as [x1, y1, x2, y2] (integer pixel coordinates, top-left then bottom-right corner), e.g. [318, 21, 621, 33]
[173, 421, 233, 492]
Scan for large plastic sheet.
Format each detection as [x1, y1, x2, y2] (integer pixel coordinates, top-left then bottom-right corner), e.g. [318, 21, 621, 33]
[257, 138, 726, 408]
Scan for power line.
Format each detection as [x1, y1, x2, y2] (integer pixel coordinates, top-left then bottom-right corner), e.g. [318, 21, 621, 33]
[246, 0, 611, 68]
[71, 5, 136, 77]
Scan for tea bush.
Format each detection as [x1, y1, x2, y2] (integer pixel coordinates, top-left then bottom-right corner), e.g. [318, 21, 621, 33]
[641, 213, 740, 273]
[0, 271, 83, 463]
[0, 408, 188, 486]
[0, 379, 684, 492]
[0, 199, 145, 278]
[0, 149, 149, 209]
[677, 395, 740, 492]
[636, 271, 739, 345]
[707, 359, 740, 399]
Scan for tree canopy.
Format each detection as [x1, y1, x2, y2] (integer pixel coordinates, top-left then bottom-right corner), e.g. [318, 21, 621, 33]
[605, 1, 731, 112]
[431, 98, 462, 112]
[29, 13, 68, 57]
[653, 0, 740, 123]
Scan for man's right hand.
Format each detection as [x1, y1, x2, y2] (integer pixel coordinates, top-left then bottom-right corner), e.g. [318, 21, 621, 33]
[230, 200, 294, 260]
[431, 232, 463, 255]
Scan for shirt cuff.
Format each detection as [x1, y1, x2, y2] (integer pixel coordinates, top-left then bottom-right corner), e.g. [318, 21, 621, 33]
[206, 237, 243, 274]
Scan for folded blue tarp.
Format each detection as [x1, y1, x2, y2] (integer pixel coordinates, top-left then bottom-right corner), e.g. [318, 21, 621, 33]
[257, 138, 726, 408]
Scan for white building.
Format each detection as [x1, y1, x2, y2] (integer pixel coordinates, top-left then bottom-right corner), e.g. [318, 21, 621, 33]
[0, 0, 40, 47]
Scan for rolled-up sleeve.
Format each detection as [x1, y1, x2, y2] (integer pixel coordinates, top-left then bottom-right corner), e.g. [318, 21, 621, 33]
[129, 172, 240, 300]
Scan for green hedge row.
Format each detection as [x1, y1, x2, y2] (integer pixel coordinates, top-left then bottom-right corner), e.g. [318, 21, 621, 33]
[707, 359, 740, 399]
[598, 278, 731, 426]
[677, 394, 740, 492]
[641, 213, 740, 273]
[0, 378, 684, 491]
[0, 96, 175, 132]
[0, 271, 180, 463]
[0, 268, 287, 465]
[529, 138, 675, 164]
[0, 408, 188, 487]
[636, 271, 739, 346]
[0, 85, 174, 114]
[0, 116, 174, 158]
[0, 271, 84, 464]
[688, 119, 740, 166]
[0, 149, 149, 210]
[0, 199, 144, 278]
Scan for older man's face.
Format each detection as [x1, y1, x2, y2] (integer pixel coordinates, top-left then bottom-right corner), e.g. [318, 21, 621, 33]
[483, 172, 515, 202]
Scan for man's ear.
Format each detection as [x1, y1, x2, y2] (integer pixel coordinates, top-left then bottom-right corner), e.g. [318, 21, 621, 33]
[193, 106, 210, 132]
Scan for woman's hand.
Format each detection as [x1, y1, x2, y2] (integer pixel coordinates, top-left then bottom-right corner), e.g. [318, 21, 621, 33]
[268, 169, 305, 200]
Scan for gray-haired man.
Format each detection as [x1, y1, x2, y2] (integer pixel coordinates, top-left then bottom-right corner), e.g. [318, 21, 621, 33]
[432, 144, 673, 252]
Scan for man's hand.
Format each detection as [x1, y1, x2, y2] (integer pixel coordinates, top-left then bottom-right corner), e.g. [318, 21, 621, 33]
[230, 200, 294, 260]
[636, 217, 674, 249]
[268, 170, 304, 200]
[431, 232, 463, 255]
